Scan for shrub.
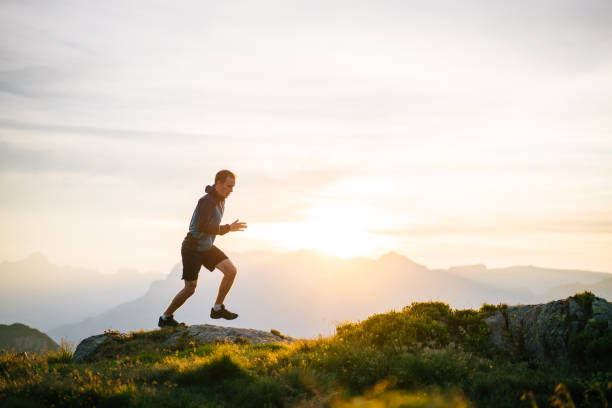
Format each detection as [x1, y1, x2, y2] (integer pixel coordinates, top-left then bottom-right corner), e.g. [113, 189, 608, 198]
[46, 340, 73, 364]
[270, 329, 287, 339]
[335, 301, 496, 356]
[478, 302, 508, 318]
[572, 291, 596, 318]
[568, 320, 612, 369]
[176, 352, 249, 386]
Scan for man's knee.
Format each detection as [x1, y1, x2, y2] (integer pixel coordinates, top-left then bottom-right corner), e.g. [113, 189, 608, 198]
[184, 280, 197, 296]
[217, 259, 237, 277]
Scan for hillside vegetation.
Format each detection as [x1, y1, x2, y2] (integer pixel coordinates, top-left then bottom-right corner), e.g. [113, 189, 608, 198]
[0, 323, 60, 354]
[1, 293, 610, 408]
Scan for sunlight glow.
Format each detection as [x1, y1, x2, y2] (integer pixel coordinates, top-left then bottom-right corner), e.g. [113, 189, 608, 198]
[246, 201, 395, 258]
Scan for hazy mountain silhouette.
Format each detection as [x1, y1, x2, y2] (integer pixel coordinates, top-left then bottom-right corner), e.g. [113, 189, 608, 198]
[47, 250, 542, 344]
[0, 323, 59, 353]
[541, 276, 612, 301]
[6, 250, 609, 345]
[445, 263, 610, 294]
[0, 252, 165, 332]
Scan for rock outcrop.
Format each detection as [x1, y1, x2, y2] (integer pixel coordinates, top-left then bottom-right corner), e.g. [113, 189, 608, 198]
[484, 293, 612, 362]
[73, 334, 108, 362]
[164, 324, 297, 347]
[73, 324, 296, 362]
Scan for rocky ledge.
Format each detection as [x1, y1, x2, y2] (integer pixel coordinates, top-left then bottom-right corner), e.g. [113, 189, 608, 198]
[74, 324, 297, 362]
[484, 293, 612, 362]
[163, 324, 297, 347]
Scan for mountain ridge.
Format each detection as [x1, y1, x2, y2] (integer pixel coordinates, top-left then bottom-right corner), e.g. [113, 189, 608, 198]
[45, 253, 534, 344]
[3, 250, 611, 345]
[0, 323, 59, 353]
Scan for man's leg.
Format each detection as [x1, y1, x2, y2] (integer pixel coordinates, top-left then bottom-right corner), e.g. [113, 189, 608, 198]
[214, 259, 237, 305]
[164, 280, 197, 316]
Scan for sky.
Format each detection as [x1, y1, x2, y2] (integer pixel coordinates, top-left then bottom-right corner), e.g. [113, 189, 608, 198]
[1, 0, 611, 275]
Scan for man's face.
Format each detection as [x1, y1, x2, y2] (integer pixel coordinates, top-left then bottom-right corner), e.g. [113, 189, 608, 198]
[216, 177, 235, 198]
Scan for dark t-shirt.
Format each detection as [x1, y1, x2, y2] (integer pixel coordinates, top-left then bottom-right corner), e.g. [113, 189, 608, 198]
[181, 185, 230, 252]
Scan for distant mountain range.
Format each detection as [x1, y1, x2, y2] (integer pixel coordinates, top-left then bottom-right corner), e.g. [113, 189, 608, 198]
[32, 250, 610, 345]
[48, 250, 531, 343]
[1, 251, 610, 345]
[444, 263, 611, 296]
[0, 252, 165, 332]
[541, 276, 612, 302]
[0, 323, 59, 353]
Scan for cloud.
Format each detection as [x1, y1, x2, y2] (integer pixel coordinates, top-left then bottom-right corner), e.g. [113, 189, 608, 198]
[0, 0, 611, 272]
[370, 217, 612, 236]
[0, 119, 227, 143]
[0, 65, 68, 98]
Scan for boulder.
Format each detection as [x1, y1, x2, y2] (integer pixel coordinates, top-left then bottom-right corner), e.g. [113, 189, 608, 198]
[164, 324, 297, 346]
[591, 298, 612, 328]
[73, 333, 109, 362]
[484, 293, 612, 362]
[73, 325, 296, 362]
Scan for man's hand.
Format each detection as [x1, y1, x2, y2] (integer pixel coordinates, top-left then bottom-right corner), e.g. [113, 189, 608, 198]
[229, 219, 248, 232]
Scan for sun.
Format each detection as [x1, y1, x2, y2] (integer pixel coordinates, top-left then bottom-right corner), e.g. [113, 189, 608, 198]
[248, 201, 394, 258]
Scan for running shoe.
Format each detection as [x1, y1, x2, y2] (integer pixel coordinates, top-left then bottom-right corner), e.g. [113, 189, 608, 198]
[158, 315, 186, 328]
[210, 305, 238, 320]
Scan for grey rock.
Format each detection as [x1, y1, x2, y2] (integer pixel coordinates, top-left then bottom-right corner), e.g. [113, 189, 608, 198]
[591, 298, 612, 330]
[73, 334, 109, 362]
[73, 325, 296, 362]
[484, 295, 611, 362]
[164, 324, 297, 346]
[568, 298, 584, 320]
[519, 300, 568, 361]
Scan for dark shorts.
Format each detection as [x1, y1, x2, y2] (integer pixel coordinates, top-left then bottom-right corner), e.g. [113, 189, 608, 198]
[181, 245, 228, 281]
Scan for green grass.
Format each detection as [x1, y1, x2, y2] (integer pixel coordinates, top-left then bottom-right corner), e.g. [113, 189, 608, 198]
[1, 297, 611, 407]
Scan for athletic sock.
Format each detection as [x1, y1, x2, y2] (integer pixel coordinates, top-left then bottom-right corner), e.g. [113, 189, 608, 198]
[162, 313, 172, 320]
[213, 304, 223, 311]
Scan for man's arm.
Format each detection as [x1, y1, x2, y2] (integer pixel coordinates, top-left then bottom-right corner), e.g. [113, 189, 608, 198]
[195, 199, 231, 235]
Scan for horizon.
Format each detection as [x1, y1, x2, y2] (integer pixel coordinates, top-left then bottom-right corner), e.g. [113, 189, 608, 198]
[3, 244, 611, 345]
[4, 248, 612, 276]
[1, 1, 611, 275]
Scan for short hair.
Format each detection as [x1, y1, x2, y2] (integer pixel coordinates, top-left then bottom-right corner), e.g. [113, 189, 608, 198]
[215, 169, 236, 185]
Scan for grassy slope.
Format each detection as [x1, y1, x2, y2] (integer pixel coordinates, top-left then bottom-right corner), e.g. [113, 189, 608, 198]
[1, 294, 611, 408]
[0, 323, 60, 353]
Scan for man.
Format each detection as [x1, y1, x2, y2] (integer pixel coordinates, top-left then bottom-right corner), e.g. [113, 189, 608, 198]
[158, 169, 247, 327]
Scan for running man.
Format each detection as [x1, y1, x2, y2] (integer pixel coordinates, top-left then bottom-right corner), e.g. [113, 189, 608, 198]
[158, 169, 247, 327]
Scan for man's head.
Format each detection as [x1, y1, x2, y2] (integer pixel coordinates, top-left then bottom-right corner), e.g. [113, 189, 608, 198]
[214, 169, 236, 199]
